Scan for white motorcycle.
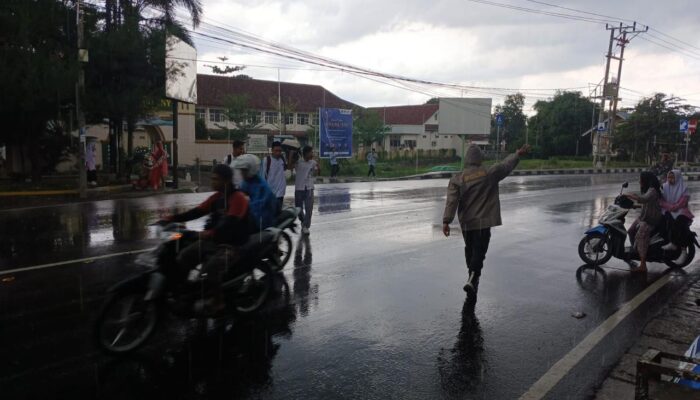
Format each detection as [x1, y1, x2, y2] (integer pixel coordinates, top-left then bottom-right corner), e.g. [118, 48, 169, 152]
[578, 182, 698, 268]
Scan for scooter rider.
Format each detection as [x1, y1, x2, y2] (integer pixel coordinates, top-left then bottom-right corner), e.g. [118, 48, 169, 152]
[160, 164, 250, 313]
[443, 144, 531, 306]
[234, 154, 279, 233]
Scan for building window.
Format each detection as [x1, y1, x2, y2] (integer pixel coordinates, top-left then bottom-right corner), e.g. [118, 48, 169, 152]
[264, 111, 278, 124]
[297, 113, 309, 125]
[405, 140, 417, 149]
[209, 109, 226, 122]
[246, 111, 260, 125]
[311, 113, 319, 126]
[196, 108, 206, 120]
[284, 113, 294, 125]
[390, 136, 400, 148]
[422, 135, 427, 138]
[431, 141, 437, 147]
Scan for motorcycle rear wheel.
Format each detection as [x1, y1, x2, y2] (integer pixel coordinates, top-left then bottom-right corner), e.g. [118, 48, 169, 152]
[578, 233, 613, 265]
[664, 244, 695, 268]
[94, 290, 160, 355]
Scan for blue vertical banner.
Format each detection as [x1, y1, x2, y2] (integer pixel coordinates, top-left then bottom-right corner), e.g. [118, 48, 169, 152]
[319, 108, 353, 158]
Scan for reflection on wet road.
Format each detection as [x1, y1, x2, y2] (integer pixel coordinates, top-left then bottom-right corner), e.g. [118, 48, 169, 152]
[1, 174, 699, 399]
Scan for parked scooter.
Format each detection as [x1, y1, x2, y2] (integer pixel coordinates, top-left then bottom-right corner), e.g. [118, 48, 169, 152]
[578, 182, 699, 268]
[93, 223, 282, 355]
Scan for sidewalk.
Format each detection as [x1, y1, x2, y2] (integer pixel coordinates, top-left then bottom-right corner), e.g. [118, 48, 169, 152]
[0, 181, 198, 210]
[595, 276, 700, 400]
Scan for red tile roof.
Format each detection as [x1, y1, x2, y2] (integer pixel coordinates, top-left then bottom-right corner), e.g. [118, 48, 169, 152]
[197, 74, 357, 112]
[367, 104, 438, 125]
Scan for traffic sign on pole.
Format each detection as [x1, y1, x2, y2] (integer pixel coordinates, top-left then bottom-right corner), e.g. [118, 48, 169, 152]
[690, 118, 697, 135]
[496, 113, 504, 127]
[680, 119, 689, 132]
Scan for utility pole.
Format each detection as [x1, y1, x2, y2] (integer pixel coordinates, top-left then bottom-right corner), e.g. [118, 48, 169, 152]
[608, 22, 648, 163]
[594, 22, 647, 167]
[76, 0, 87, 198]
[594, 25, 615, 168]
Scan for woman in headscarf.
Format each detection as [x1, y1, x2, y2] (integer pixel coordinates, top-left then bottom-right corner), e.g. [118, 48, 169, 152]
[624, 171, 664, 272]
[148, 141, 168, 190]
[660, 170, 694, 252]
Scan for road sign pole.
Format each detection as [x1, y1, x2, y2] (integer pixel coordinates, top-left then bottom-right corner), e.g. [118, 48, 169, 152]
[496, 124, 501, 161]
[685, 131, 690, 167]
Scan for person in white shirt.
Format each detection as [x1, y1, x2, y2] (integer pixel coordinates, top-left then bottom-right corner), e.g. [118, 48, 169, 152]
[262, 141, 288, 211]
[222, 140, 245, 186]
[367, 148, 377, 178]
[290, 145, 320, 235]
[329, 145, 339, 178]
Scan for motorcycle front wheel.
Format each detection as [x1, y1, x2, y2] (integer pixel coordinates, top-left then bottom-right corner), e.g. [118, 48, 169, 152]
[94, 290, 160, 355]
[578, 233, 613, 265]
[274, 231, 293, 271]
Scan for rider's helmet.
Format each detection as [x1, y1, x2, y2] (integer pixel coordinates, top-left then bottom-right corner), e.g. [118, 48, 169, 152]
[232, 154, 260, 179]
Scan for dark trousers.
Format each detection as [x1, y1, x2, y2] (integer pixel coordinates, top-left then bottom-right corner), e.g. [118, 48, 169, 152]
[368, 165, 376, 177]
[331, 164, 339, 177]
[666, 214, 692, 247]
[277, 197, 285, 213]
[87, 169, 97, 182]
[176, 240, 234, 295]
[294, 189, 314, 228]
[462, 228, 491, 277]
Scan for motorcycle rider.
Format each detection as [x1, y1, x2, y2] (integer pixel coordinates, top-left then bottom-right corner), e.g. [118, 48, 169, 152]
[442, 143, 531, 306]
[160, 163, 250, 313]
[660, 170, 694, 257]
[623, 171, 664, 273]
[234, 154, 279, 233]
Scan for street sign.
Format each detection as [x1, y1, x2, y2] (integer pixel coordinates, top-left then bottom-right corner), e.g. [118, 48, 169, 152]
[690, 118, 697, 135]
[597, 122, 606, 132]
[496, 113, 504, 127]
[680, 119, 689, 132]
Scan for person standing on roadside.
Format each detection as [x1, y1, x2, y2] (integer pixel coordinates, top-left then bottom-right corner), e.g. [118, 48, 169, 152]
[262, 141, 288, 211]
[223, 140, 245, 187]
[329, 145, 339, 178]
[442, 144, 531, 306]
[290, 146, 320, 235]
[86, 141, 97, 187]
[367, 148, 377, 178]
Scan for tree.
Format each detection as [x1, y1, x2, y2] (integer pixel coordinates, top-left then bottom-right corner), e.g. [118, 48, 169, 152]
[353, 109, 389, 149]
[490, 93, 527, 152]
[220, 94, 259, 141]
[0, 0, 85, 178]
[268, 96, 299, 136]
[86, 0, 202, 174]
[615, 93, 696, 163]
[425, 97, 439, 105]
[527, 92, 596, 157]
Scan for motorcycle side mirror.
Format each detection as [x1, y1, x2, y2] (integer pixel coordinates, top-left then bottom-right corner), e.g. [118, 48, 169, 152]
[622, 182, 629, 188]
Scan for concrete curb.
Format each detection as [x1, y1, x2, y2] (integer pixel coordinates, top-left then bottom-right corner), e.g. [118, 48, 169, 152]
[0, 182, 197, 198]
[313, 167, 700, 184]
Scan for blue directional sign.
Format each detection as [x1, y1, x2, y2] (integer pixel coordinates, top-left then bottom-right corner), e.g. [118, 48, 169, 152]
[680, 119, 689, 132]
[496, 113, 504, 127]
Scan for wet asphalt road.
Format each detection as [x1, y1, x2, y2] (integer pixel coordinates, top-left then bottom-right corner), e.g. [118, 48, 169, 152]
[1, 175, 699, 400]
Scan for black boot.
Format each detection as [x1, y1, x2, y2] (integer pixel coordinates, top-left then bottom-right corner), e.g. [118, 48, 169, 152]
[463, 271, 480, 304]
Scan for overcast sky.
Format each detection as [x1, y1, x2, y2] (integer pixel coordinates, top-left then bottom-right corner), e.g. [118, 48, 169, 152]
[190, 0, 700, 114]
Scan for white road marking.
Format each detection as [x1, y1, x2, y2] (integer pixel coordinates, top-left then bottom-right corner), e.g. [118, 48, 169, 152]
[519, 272, 674, 400]
[0, 248, 155, 277]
